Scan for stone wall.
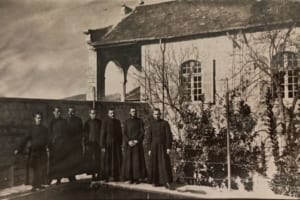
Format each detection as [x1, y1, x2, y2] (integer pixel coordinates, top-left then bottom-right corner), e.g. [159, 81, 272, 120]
[0, 97, 151, 188]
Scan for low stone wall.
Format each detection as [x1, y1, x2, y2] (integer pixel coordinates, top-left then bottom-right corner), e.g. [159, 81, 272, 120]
[0, 97, 151, 188]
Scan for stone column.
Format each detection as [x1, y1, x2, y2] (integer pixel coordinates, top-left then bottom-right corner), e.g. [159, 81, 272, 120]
[97, 56, 107, 100]
[86, 46, 97, 101]
[121, 79, 127, 102]
[121, 66, 129, 102]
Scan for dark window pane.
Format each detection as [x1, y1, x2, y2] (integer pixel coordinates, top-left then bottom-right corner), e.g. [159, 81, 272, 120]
[288, 53, 294, 66]
[288, 85, 293, 91]
[288, 77, 293, 83]
[294, 77, 298, 83]
[289, 92, 293, 98]
[194, 95, 201, 101]
[190, 61, 195, 67]
[295, 85, 298, 90]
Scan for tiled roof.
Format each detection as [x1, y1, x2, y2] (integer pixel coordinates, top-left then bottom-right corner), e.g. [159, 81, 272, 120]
[89, 0, 300, 46]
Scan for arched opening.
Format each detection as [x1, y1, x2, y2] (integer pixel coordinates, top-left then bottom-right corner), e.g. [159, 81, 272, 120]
[126, 65, 141, 101]
[104, 61, 124, 101]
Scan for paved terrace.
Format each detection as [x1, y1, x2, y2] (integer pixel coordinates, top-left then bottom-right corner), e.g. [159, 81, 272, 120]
[0, 175, 296, 200]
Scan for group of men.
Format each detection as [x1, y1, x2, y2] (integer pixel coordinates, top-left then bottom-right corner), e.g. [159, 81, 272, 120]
[14, 106, 173, 190]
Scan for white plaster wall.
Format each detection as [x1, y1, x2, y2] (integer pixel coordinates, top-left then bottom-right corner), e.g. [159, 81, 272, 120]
[141, 35, 235, 105]
[140, 28, 300, 177]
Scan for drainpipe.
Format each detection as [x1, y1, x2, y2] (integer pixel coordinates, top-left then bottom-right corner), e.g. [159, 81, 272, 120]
[160, 39, 166, 118]
[225, 78, 231, 190]
[92, 86, 96, 109]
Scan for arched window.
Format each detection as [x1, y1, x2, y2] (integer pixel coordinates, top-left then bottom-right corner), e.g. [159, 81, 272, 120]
[273, 51, 299, 98]
[181, 60, 203, 102]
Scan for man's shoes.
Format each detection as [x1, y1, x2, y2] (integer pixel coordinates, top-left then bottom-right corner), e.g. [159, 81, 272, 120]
[69, 176, 77, 182]
[56, 179, 61, 185]
[38, 185, 46, 189]
[90, 182, 100, 189]
[129, 179, 139, 184]
[165, 182, 173, 190]
[112, 177, 120, 182]
[31, 186, 44, 192]
[47, 179, 53, 185]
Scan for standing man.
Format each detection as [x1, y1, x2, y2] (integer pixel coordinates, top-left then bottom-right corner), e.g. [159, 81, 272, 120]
[100, 108, 122, 182]
[122, 107, 147, 184]
[147, 108, 173, 189]
[83, 108, 102, 181]
[65, 107, 84, 182]
[48, 107, 68, 185]
[14, 112, 49, 191]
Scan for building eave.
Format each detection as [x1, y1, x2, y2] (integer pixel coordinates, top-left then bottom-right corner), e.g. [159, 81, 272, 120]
[88, 20, 300, 49]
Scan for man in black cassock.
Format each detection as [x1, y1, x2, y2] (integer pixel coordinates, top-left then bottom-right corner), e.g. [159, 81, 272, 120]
[83, 108, 102, 181]
[122, 107, 147, 184]
[14, 112, 48, 191]
[48, 107, 68, 184]
[65, 107, 84, 181]
[100, 108, 122, 182]
[147, 108, 173, 189]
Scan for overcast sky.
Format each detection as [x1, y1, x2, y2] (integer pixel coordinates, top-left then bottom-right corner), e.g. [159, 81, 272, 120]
[0, 0, 163, 99]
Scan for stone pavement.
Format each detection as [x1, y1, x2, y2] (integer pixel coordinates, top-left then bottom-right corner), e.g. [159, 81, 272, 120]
[0, 175, 296, 200]
[102, 181, 296, 199]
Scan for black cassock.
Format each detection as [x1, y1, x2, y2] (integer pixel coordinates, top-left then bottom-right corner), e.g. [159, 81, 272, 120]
[48, 117, 69, 179]
[122, 117, 147, 181]
[18, 124, 48, 188]
[65, 115, 84, 175]
[83, 118, 102, 175]
[147, 119, 173, 185]
[100, 118, 122, 180]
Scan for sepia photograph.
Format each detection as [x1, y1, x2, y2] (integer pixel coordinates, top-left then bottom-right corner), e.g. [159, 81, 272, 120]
[1, 0, 300, 199]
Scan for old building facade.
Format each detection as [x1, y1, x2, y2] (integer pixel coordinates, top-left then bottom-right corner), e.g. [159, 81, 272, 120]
[85, 0, 300, 104]
[85, 0, 300, 144]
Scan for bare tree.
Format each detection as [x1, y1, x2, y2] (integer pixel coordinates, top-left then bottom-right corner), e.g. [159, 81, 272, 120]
[226, 1, 300, 195]
[139, 44, 207, 139]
